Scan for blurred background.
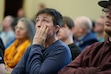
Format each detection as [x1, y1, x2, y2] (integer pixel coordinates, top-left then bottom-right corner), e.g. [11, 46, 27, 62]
[0, 1, 105, 73]
[0, 0, 102, 25]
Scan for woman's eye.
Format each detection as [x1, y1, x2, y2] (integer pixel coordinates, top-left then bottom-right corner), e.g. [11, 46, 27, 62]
[43, 19, 48, 22]
[35, 19, 39, 23]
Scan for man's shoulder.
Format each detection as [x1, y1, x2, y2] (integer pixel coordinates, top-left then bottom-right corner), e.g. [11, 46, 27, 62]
[82, 42, 103, 53]
[89, 42, 103, 47]
[51, 40, 66, 46]
[47, 40, 70, 53]
[53, 40, 69, 49]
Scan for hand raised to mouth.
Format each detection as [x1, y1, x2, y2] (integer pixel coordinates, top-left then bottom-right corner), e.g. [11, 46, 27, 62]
[33, 25, 49, 45]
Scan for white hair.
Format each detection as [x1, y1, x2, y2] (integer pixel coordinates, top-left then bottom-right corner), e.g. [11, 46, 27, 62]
[75, 16, 92, 33]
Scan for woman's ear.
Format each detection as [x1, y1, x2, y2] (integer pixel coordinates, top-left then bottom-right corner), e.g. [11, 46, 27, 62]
[54, 25, 60, 33]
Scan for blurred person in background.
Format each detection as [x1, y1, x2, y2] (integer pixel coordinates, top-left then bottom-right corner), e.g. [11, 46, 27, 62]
[58, 16, 81, 60]
[38, 3, 46, 11]
[94, 16, 105, 42]
[73, 16, 98, 51]
[12, 8, 71, 74]
[4, 18, 35, 73]
[0, 15, 15, 47]
[32, 3, 46, 25]
[58, 0, 111, 74]
[17, 8, 25, 18]
[12, 8, 26, 31]
[0, 38, 6, 74]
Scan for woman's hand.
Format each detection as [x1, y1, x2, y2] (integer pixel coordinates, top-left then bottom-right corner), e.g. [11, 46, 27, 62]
[33, 25, 49, 45]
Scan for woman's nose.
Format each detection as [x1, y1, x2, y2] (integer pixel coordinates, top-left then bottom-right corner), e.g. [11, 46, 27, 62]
[36, 21, 43, 28]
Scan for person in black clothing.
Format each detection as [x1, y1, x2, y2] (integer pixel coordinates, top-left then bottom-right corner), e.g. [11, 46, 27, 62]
[58, 16, 81, 60]
[0, 38, 6, 74]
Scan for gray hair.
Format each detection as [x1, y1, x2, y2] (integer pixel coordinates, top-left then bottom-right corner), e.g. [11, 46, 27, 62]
[75, 16, 92, 33]
[18, 18, 35, 42]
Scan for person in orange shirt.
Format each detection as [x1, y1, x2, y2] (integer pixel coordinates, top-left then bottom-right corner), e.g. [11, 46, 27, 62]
[4, 18, 35, 72]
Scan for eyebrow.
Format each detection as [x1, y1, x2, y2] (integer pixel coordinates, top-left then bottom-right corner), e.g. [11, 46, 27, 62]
[36, 16, 49, 19]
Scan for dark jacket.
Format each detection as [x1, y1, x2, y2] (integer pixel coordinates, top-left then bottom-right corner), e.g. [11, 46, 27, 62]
[75, 32, 98, 51]
[12, 40, 71, 74]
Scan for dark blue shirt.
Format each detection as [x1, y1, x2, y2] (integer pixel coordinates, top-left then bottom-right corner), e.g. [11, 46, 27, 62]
[11, 40, 71, 74]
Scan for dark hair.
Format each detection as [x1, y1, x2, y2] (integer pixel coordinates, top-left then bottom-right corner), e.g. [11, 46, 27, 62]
[36, 8, 62, 27]
[62, 16, 74, 29]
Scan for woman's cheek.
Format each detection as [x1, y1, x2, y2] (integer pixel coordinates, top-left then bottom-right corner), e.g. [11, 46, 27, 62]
[47, 29, 50, 35]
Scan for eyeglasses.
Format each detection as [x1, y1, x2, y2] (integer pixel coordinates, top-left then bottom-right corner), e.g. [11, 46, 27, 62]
[15, 26, 26, 31]
[102, 8, 111, 14]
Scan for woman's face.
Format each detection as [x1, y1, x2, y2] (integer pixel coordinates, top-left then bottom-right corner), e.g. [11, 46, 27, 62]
[58, 24, 71, 41]
[35, 13, 58, 39]
[15, 21, 28, 40]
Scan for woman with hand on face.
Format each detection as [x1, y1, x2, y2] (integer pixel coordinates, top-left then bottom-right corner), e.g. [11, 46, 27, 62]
[4, 18, 35, 73]
[12, 8, 71, 74]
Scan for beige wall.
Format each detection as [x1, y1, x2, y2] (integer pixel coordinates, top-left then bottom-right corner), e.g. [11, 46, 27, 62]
[24, 0, 103, 21]
[0, 0, 103, 23]
[0, 0, 4, 24]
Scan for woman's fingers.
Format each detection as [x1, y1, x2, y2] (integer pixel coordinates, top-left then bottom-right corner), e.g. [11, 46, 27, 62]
[33, 25, 49, 45]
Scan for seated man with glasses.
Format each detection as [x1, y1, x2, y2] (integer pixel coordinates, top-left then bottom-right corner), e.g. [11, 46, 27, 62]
[58, 0, 111, 74]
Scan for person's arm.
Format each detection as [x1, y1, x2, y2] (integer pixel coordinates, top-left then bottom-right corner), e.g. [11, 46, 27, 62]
[58, 45, 111, 74]
[11, 46, 31, 74]
[58, 56, 99, 74]
[58, 46, 99, 74]
[59, 60, 111, 74]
